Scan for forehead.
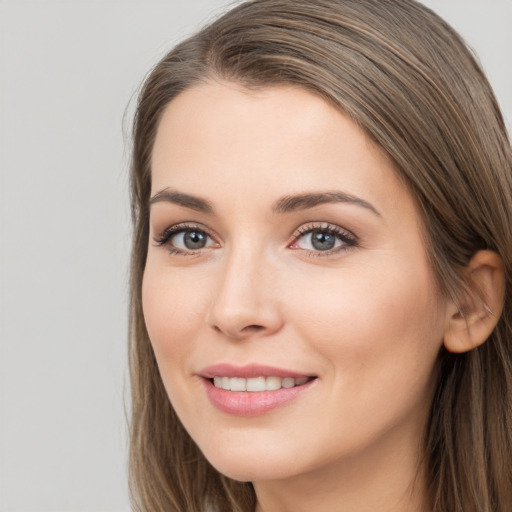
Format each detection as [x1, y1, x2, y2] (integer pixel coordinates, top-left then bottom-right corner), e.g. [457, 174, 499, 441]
[150, 80, 412, 221]
[151, 82, 354, 172]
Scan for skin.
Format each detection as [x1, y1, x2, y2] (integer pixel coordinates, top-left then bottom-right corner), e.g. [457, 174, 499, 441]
[142, 81, 454, 512]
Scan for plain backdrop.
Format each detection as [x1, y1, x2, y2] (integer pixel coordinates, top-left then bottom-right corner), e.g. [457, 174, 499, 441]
[0, 1, 511, 511]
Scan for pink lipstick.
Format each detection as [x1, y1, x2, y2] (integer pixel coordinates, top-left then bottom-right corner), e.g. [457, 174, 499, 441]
[199, 364, 316, 416]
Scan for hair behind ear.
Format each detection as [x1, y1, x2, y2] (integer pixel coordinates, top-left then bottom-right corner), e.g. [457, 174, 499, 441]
[444, 250, 505, 354]
[426, 248, 512, 510]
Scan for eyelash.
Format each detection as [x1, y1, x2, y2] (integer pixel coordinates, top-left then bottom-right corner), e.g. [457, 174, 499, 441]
[290, 223, 358, 257]
[153, 223, 217, 256]
[153, 222, 358, 257]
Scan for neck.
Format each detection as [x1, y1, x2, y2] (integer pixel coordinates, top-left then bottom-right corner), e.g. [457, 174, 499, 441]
[253, 422, 431, 512]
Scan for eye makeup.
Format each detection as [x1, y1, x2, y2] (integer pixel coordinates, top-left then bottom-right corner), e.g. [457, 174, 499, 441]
[152, 220, 358, 258]
[289, 222, 358, 257]
[153, 222, 219, 256]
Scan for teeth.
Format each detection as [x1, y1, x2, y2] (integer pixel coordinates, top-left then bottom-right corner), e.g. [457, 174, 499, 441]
[230, 377, 246, 391]
[247, 376, 266, 392]
[265, 376, 281, 391]
[282, 377, 295, 388]
[212, 376, 311, 392]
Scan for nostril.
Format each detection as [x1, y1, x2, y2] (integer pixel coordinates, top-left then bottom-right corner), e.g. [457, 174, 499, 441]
[210, 324, 263, 336]
[241, 325, 264, 333]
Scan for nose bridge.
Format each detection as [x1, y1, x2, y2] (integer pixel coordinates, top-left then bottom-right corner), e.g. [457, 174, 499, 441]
[206, 239, 281, 339]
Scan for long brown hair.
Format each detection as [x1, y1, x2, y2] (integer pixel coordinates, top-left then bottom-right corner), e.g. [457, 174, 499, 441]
[128, 1, 512, 510]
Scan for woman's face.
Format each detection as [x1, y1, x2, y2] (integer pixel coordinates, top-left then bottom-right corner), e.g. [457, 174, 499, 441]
[143, 82, 449, 484]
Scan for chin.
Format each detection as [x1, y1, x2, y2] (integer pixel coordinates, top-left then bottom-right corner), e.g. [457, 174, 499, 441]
[197, 435, 315, 483]
[207, 456, 297, 483]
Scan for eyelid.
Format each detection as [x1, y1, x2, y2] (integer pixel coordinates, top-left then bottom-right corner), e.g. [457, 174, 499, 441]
[152, 221, 358, 257]
[288, 222, 358, 255]
[153, 222, 219, 253]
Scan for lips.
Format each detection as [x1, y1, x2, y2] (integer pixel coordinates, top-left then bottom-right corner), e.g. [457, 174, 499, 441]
[199, 364, 317, 416]
[200, 363, 313, 379]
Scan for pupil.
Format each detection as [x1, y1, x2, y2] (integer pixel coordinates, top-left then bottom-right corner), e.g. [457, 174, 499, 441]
[184, 231, 206, 249]
[311, 231, 335, 250]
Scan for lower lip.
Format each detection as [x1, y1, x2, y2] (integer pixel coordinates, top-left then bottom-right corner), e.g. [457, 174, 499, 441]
[202, 378, 315, 416]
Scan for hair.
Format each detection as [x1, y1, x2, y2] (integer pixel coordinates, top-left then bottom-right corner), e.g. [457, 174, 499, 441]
[128, 1, 512, 510]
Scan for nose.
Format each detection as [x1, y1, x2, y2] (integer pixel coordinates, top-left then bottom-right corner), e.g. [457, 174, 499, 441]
[205, 247, 283, 340]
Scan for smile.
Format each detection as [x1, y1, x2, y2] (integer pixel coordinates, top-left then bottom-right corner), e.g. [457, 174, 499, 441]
[212, 376, 311, 391]
[200, 365, 317, 416]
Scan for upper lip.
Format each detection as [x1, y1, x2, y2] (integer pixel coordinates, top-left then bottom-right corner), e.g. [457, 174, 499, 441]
[199, 363, 314, 379]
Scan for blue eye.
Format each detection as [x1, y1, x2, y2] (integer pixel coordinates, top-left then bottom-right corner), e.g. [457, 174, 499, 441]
[291, 224, 357, 254]
[300, 230, 340, 251]
[171, 230, 211, 250]
[154, 224, 217, 254]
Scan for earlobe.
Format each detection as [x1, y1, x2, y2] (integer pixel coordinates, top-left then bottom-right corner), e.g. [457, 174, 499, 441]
[443, 250, 505, 354]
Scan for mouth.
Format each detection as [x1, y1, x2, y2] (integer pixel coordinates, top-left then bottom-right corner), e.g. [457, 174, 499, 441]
[209, 375, 314, 392]
[199, 364, 317, 416]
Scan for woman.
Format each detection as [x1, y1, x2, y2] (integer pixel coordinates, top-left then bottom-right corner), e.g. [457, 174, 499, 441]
[128, 1, 512, 510]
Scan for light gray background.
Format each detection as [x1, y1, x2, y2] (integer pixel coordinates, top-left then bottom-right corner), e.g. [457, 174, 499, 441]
[1, 1, 510, 511]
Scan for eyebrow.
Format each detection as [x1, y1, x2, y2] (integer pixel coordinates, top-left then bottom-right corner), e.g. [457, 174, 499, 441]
[149, 188, 380, 217]
[149, 188, 214, 213]
[272, 191, 381, 216]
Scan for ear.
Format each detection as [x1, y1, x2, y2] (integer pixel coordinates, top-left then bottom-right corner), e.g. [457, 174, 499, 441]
[444, 250, 505, 354]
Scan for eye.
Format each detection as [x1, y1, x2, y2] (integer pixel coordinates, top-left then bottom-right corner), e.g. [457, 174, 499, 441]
[153, 224, 218, 254]
[171, 230, 213, 250]
[289, 223, 357, 255]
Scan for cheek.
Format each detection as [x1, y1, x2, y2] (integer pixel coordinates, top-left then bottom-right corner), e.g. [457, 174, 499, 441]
[285, 257, 445, 397]
[141, 265, 207, 366]
[141, 263, 217, 424]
